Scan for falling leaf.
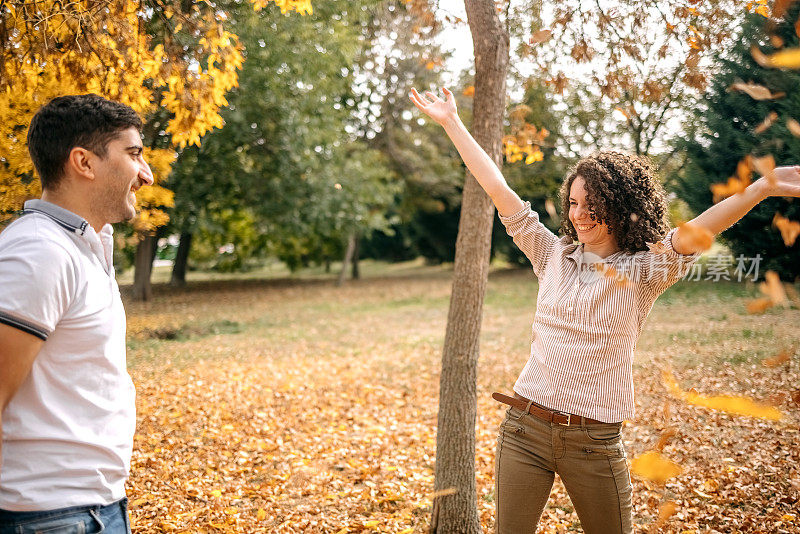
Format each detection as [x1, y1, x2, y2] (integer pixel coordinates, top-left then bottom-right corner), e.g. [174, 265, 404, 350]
[663, 370, 784, 420]
[763, 348, 792, 368]
[773, 213, 800, 246]
[770, 34, 785, 48]
[729, 82, 783, 100]
[751, 154, 777, 185]
[746, 296, 774, 314]
[754, 111, 778, 133]
[462, 85, 475, 97]
[544, 198, 557, 219]
[630, 451, 682, 485]
[650, 500, 679, 532]
[759, 270, 788, 306]
[784, 282, 800, 308]
[710, 176, 751, 202]
[787, 118, 800, 136]
[654, 427, 677, 452]
[593, 263, 631, 287]
[530, 29, 552, 44]
[677, 221, 714, 252]
[737, 157, 754, 181]
[647, 241, 670, 254]
[752, 46, 800, 68]
[431, 487, 458, 498]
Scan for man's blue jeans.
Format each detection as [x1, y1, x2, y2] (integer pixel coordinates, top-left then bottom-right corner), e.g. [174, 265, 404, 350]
[0, 498, 130, 534]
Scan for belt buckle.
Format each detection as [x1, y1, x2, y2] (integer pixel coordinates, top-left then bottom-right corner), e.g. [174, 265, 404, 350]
[556, 411, 572, 426]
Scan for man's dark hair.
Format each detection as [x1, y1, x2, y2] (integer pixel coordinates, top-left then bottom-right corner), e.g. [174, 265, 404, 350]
[27, 94, 142, 190]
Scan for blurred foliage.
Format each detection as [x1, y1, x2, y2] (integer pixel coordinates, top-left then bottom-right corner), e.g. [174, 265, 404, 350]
[672, 8, 800, 280]
[164, 0, 395, 272]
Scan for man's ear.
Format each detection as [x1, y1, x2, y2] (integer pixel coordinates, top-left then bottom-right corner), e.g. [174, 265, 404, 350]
[66, 147, 96, 182]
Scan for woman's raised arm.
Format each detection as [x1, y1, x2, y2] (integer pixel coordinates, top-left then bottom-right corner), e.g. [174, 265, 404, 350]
[409, 87, 524, 217]
[673, 166, 800, 255]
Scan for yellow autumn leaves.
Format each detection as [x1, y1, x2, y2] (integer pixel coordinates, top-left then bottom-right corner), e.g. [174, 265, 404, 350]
[0, 0, 310, 228]
[503, 104, 548, 165]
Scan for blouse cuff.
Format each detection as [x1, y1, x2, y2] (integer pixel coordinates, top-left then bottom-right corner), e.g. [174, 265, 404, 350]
[662, 228, 703, 260]
[498, 201, 533, 225]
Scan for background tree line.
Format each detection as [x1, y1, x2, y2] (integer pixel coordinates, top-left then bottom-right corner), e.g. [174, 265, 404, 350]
[2, 0, 798, 290]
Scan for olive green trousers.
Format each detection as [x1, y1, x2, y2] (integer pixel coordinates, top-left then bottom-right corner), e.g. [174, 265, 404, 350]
[494, 406, 633, 534]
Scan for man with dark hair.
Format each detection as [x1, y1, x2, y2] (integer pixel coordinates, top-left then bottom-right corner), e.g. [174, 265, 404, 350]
[0, 94, 153, 532]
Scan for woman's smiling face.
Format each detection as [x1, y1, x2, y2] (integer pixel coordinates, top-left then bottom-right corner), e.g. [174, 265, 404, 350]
[568, 175, 618, 252]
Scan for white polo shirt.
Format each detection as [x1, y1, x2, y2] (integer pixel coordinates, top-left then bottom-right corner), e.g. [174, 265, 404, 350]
[0, 199, 135, 511]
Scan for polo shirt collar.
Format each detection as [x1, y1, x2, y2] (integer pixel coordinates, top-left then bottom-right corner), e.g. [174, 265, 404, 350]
[23, 199, 89, 236]
[23, 199, 115, 273]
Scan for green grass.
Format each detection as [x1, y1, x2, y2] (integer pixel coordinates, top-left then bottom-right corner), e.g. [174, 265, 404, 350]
[123, 260, 799, 381]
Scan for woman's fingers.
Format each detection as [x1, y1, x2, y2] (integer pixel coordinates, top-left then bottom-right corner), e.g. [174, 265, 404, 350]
[410, 88, 433, 106]
[425, 91, 441, 102]
[409, 90, 425, 109]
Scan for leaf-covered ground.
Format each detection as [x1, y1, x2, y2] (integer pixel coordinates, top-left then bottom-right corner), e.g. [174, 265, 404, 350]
[123, 263, 800, 533]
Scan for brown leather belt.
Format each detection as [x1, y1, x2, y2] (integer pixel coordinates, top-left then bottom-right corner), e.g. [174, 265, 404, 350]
[492, 392, 605, 426]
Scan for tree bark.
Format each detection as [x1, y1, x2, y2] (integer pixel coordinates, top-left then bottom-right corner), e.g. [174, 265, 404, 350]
[337, 232, 357, 286]
[430, 1, 508, 533]
[351, 232, 361, 280]
[132, 233, 158, 301]
[170, 231, 193, 287]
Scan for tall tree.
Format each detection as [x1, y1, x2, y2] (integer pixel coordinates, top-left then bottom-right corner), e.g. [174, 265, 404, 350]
[430, 0, 508, 532]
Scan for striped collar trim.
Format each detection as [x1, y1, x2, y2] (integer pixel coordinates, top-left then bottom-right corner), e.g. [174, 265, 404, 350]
[23, 199, 89, 236]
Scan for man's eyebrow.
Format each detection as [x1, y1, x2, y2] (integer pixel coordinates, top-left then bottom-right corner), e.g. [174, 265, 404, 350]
[125, 145, 143, 152]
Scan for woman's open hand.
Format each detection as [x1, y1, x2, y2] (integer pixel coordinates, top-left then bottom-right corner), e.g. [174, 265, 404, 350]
[761, 165, 800, 198]
[409, 87, 457, 126]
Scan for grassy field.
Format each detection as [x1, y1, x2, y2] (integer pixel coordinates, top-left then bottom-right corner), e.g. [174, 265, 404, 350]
[122, 260, 800, 533]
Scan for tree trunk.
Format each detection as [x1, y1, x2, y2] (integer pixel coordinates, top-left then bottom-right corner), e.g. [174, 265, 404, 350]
[337, 232, 357, 286]
[351, 232, 361, 280]
[170, 231, 193, 287]
[430, 2, 509, 533]
[132, 234, 158, 301]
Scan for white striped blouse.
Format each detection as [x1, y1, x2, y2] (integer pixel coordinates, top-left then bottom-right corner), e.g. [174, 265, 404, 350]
[500, 201, 701, 423]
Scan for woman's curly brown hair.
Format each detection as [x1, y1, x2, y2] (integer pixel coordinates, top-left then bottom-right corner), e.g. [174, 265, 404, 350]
[559, 151, 670, 254]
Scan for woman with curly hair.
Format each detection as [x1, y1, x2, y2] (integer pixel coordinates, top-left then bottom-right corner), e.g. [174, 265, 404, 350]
[409, 87, 800, 534]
